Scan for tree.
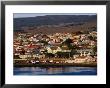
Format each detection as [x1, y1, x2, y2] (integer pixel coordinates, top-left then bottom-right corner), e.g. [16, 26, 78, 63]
[14, 55, 21, 59]
[56, 52, 70, 58]
[45, 53, 54, 58]
[88, 35, 96, 41]
[62, 38, 75, 50]
[63, 38, 73, 44]
[75, 31, 83, 35]
[88, 35, 93, 40]
[39, 40, 48, 45]
[93, 45, 97, 55]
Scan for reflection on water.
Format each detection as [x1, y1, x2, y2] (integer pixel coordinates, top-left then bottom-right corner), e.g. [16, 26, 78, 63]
[14, 67, 97, 75]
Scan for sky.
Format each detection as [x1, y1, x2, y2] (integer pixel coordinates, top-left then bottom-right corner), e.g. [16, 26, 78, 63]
[14, 13, 96, 18]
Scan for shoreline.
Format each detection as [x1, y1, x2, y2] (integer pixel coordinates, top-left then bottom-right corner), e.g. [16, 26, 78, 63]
[14, 63, 97, 67]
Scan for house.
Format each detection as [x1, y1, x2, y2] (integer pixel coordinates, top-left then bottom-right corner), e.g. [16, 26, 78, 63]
[19, 55, 33, 59]
[90, 31, 97, 36]
[53, 38, 61, 43]
[73, 35, 80, 39]
[46, 46, 61, 54]
[76, 49, 93, 56]
[14, 51, 20, 55]
[89, 41, 96, 46]
[19, 54, 42, 59]
[65, 60, 74, 63]
[73, 54, 80, 59]
[46, 46, 71, 54]
[61, 46, 71, 52]
[74, 56, 87, 63]
[85, 56, 97, 62]
[37, 54, 45, 59]
[40, 47, 46, 54]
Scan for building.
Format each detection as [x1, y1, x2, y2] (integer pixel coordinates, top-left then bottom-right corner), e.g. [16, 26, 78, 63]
[74, 56, 87, 63]
[46, 46, 71, 54]
[76, 49, 93, 56]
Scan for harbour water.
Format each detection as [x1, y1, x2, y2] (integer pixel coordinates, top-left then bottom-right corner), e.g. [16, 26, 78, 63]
[14, 66, 97, 75]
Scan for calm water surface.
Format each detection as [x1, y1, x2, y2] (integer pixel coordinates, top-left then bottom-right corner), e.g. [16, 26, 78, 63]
[14, 67, 97, 75]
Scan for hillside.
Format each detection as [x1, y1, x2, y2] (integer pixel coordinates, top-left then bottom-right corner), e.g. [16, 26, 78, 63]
[14, 15, 97, 31]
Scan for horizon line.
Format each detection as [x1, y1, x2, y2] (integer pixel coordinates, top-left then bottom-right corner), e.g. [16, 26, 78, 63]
[14, 13, 97, 18]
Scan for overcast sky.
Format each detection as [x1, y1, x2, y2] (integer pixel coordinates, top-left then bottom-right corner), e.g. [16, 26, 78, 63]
[14, 13, 96, 18]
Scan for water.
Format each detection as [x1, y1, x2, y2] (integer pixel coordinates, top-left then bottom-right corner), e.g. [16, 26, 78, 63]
[14, 67, 97, 75]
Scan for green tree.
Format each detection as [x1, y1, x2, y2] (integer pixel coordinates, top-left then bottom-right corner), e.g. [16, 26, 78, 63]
[62, 38, 74, 49]
[63, 38, 73, 44]
[14, 55, 21, 59]
[93, 45, 97, 55]
[88, 35, 97, 41]
[39, 40, 48, 45]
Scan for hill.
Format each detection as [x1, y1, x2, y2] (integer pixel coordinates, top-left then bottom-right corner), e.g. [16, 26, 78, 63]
[14, 15, 97, 31]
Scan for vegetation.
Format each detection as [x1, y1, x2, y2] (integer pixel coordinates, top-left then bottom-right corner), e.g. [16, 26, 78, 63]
[88, 35, 97, 41]
[39, 40, 48, 45]
[45, 53, 55, 58]
[56, 52, 71, 58]
[14, 55, 21, 59]
[92, 45, 97, 55]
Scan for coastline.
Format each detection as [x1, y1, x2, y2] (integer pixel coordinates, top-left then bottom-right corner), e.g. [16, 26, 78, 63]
[14, 63, 97, 67]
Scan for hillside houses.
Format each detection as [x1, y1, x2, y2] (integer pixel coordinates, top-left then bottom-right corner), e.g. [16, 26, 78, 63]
[13, 30, 97, 64]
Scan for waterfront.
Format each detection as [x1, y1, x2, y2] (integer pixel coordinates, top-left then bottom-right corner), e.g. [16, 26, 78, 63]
[13, 14, 97, 76]
[14, 66, 97, 75]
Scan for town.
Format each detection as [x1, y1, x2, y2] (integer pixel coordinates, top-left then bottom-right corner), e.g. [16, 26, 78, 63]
[14, 30, 97, 66]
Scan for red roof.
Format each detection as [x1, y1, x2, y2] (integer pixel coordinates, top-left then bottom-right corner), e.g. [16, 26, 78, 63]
[28, 44, 38, 49]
